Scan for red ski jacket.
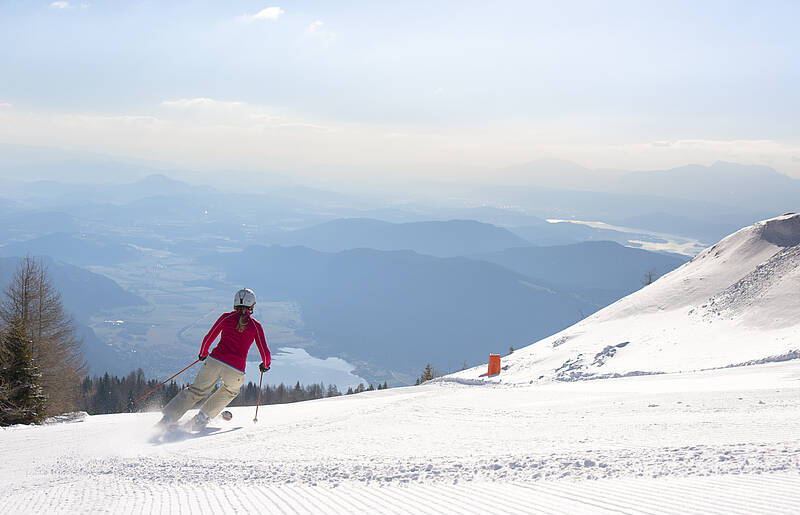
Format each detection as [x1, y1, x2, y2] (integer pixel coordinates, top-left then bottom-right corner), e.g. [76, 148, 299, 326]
[199, 311, 271, 372]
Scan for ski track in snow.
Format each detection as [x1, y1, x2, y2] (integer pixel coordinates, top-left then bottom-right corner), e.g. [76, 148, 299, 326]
[4, 475, 800, 514]
[3, 361, 800, 513]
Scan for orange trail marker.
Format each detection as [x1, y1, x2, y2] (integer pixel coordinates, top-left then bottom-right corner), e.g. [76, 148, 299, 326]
[488, 354, 501, 376]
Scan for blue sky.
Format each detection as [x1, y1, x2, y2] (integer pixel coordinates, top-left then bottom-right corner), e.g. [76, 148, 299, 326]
[0, 1, 798, 181]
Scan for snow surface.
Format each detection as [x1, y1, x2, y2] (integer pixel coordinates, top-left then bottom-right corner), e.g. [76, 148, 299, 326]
[3, 214, 800, 513]
[452, 213, 800, 385]
[2, 361, 800, 513]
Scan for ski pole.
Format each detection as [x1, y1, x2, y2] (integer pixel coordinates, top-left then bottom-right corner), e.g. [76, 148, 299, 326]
[132, 359, 200, 406]
[253, 369, 264, 423]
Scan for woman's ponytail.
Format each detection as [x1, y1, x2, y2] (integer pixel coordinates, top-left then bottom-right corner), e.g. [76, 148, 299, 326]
[236, 306, 250, 332]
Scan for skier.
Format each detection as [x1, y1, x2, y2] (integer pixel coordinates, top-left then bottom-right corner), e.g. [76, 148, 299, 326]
[158, 288, 271, 431]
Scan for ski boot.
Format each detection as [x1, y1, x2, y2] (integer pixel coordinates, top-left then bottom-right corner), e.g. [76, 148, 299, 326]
[189, 411, 210, 431]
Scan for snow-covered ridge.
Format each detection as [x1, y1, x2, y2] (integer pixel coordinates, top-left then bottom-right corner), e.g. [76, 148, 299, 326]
[450, 213, 800, 384]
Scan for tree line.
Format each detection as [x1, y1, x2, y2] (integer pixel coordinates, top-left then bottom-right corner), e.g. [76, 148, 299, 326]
[0, 257, 85, 425]
[78, 371, 389, 415]
[23, 352, 464, 420]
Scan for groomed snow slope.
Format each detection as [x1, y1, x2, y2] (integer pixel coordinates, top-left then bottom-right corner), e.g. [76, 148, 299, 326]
[451, 213, 800, 384]
[2, 362, 800, 514]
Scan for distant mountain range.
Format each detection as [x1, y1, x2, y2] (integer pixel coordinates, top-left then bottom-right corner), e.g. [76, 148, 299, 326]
[474, 241, 689, 292]
[490, 160, 789, 223]
[274, 217, 675, 255]
[0, 256, 145, 323]
[0, 233, 143, 267]
[615, 162, 800, 212]
[274, 218, 530, 257]
[507, 221, 656, 247]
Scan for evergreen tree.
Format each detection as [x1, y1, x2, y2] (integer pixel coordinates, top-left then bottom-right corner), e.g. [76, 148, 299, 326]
[418, 363, 436, 384]
[293, 381, 302, 402]
[0, 323, 46, 425]
[0, 256, 85, 416]
[326, 384, 340, 397]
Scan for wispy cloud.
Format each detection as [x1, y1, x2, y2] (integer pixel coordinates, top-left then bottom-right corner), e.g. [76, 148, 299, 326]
[276, 122, 333, 132]
[160, 98, 243, 109]
[158, 97, 288, 127]
[240, 6, 285, 23]
[306, 20, 323, 33]
[0, 103, 12, 108]
[304, 20, 336, 45]
[50, 1, 70, 8]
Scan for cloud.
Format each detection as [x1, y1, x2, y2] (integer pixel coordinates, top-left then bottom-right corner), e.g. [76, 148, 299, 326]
[160, 98, 243, 109]
[50, 1, 70, 8]
[0, 103, 12, 108]
[276, 122, 333, 132]
[158, 97, 293, 127]
[241, 6, 285, 22]
[304, 20, 336, 45]
[306, 20, 323, 33]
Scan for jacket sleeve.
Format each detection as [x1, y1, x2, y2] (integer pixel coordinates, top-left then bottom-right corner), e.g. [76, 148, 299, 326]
[199, 313, 228, 357]
[254, 321, 271, 368]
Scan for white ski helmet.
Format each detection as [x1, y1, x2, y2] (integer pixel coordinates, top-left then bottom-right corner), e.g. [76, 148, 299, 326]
[234, 288, 256, 309]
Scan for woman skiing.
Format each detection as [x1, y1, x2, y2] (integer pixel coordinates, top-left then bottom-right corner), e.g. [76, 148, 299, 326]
[159, 288, 271, 430]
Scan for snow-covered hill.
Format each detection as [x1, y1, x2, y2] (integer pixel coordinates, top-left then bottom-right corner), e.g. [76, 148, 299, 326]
[453, 213, 800, 384]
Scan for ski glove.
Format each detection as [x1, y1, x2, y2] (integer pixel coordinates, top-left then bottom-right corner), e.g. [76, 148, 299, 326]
[259, 363, 269, 373]
[198, 354, 207, 361]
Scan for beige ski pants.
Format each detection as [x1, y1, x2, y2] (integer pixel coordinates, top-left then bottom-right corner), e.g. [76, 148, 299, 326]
[162, 358, 245, 422]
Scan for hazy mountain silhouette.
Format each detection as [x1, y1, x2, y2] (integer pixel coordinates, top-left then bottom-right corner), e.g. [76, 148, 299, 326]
[0, 256, 145, 323]
[0, 233, 143, 267]
[507, 221, 657, 247]
[496, 158, 625, 189]
[276, 218, 530, 257]
[0, 211, 80, 240]
[615, 161, 800, 212]
[474, 241, 688, 292]
[474, 185, 767, 224]
[494, 159, 799, 212]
